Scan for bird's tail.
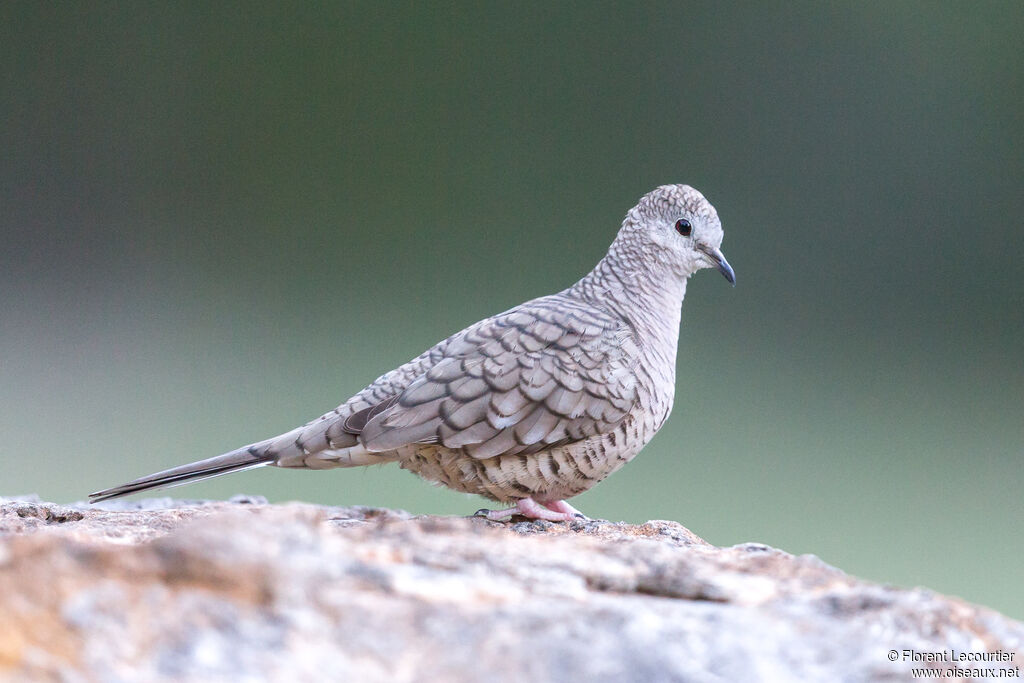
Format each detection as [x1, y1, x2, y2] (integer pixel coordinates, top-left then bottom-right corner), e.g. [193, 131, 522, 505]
[88, 444, 276, 504]
[88, 410, 380, 503]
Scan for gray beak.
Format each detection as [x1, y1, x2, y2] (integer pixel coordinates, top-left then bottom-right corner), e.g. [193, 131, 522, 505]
[697, 244, 736, 285]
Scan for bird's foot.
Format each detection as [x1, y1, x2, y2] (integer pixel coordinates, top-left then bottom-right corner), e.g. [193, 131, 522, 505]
[540, 499, 588, 519]
[475, 497, 587, 523]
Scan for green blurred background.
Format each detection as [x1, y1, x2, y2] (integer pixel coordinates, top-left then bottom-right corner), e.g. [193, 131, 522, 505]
[2, 3, 1022, 617]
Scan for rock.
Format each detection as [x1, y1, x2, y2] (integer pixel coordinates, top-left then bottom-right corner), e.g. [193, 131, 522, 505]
[0, 497, 1020, 682]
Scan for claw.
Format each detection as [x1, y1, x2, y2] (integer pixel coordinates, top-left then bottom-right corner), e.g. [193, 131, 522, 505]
[475, 505, 517, 521]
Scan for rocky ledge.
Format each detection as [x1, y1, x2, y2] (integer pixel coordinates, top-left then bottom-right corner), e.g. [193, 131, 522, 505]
[0, 496, 1021, 682]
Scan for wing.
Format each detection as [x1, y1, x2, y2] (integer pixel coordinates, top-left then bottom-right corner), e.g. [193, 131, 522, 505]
[356, 296, 641, 458]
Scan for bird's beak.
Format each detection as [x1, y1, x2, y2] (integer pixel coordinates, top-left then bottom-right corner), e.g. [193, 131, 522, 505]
[697, 243, 736, 285]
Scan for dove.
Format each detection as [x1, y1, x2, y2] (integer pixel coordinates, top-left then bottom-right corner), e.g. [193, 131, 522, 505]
[90, 184, 735, 521]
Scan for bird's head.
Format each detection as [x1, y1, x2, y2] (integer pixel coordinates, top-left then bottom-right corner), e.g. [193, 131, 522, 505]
[619, 184, 735, 285]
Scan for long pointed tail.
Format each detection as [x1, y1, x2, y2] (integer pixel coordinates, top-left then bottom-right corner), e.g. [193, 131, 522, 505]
[88, 446, 274, 503]
[88, 410, 378, 503]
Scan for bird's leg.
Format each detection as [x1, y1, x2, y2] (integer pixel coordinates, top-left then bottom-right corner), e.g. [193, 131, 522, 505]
[476, 497, 583, 522]
[540, 499, 588, 520]
[515, 498, 581, 521]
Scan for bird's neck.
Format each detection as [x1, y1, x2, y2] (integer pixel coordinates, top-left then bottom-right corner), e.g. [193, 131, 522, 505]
[570, 247, 688, 342]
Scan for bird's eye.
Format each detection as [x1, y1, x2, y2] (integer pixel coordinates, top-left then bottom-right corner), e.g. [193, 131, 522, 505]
[674, 218, 692, 236]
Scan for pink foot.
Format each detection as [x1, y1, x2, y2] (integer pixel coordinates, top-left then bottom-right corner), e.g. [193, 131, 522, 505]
[477, 497, 587, 522]
[541, 500, 588, 519]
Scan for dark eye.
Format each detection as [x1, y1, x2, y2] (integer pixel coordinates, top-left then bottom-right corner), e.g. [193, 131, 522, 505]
[674, 218, 692, 236]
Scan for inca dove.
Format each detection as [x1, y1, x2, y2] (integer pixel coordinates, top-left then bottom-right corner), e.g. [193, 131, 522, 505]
[90, 185, 734, 521]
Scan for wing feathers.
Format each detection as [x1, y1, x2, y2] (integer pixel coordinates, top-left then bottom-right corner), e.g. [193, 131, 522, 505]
[358, 295, 639, 458]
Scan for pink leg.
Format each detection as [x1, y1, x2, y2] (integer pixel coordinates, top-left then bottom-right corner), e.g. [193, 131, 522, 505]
[541, 500, 588, 519]
[477, 497, 584, 522]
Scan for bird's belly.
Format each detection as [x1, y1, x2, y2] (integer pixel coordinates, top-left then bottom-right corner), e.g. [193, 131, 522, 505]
[397, 408, 665, 503]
